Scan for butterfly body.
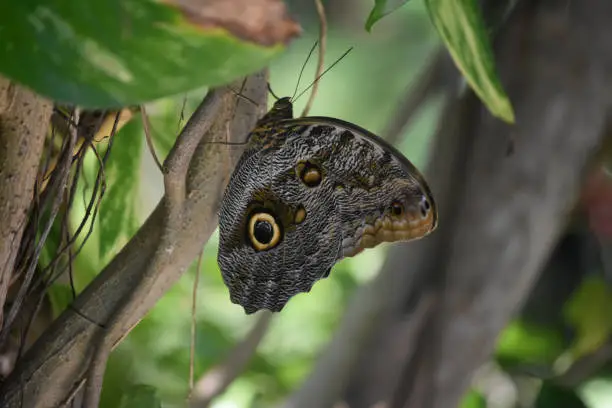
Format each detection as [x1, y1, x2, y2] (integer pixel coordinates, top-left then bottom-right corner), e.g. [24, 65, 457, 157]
[218, 98, 437, 314]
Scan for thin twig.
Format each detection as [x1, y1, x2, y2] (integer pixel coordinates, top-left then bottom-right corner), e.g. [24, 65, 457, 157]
[300, 0, 326, 117]
[35, 119, 114, 289]
[41, 108, 133, 193]
[190, 312, 274, 408]
[141, 105, 163, 172]
[190, 249, 204, 393]
[554, 342, 612, 387]
[0, 111, 79, 346]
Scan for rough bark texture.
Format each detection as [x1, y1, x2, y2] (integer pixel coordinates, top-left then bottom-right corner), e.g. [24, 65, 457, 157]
[288, 0, 612, 407]
[0, 71, 267, 408]
[0, 78, 52, 327]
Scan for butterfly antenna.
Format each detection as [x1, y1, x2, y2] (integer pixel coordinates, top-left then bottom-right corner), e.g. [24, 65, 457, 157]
[290, 40, 319, 101]
[293, 47, 354, 103]
[267, 83, 281, 101]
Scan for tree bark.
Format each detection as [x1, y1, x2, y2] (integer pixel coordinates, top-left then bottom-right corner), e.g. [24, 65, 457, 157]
[395, 0, 612, 406]
[0, 78, 52, 327]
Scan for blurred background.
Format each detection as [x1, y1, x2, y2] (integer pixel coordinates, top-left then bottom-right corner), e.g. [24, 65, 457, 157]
[42, 0, 612, 407]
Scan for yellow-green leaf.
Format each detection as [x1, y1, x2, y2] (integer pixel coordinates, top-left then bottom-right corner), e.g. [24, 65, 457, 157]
[424, 0, 515, 123]
[365, 0, 411, 32]
[460, 389, 487, 408]
[563, 276, 612, 358]
[496, 320, 566, 366]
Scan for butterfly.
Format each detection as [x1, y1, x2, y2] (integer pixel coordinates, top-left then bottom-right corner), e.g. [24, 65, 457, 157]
[217, 92, 437, 314]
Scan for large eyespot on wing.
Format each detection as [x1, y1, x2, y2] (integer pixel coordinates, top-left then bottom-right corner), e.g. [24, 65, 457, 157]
[247, 211, 282, 251]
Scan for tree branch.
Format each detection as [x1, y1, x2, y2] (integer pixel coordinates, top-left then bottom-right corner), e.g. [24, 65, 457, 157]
[189, 312, 274, 408]
[0, 70, 268, 408]
[163, 90, 225, 206]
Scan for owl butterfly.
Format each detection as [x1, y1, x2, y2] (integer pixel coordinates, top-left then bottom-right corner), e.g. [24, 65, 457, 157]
[218, 82, 437, 316]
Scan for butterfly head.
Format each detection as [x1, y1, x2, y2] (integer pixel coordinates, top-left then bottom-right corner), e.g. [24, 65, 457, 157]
[272, 96, 293, 111]
[254, 96, 294, 130]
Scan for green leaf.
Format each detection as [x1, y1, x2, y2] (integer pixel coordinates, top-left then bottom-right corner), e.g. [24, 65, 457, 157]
[118, 384, 162, 408]
[460, 389, 487, 408]
[365, 0, 411, 32]
[496, 320, 566, 366]
[424, 0, 515, 123]
[563, 276, 612, 359]
[99, 115, 144, 261]
[0, 0, 291, 107]
[535, 382, 588, 408]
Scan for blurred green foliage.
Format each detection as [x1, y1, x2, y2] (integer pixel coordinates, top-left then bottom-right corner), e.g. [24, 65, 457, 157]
[563, 276, 612, 359]
[535, 383, 588, 408]
[118, 384, 163, 408]
[460, 389, 487, 408]
[496, 320, 567, 368]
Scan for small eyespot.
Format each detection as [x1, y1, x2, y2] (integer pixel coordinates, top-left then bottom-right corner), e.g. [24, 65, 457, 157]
[294, 205, 307, 224]
[420, 198, 431, 218]
[297, 161, 322, 187]
[390, 201, 404, 216]
[248, 212, 281, 251]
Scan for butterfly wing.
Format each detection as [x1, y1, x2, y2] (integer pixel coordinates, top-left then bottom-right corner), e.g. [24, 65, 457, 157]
[218, 117, 437, 314]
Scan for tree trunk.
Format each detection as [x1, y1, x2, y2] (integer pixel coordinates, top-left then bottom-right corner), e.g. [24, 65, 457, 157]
[0, 78, 52, 327]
